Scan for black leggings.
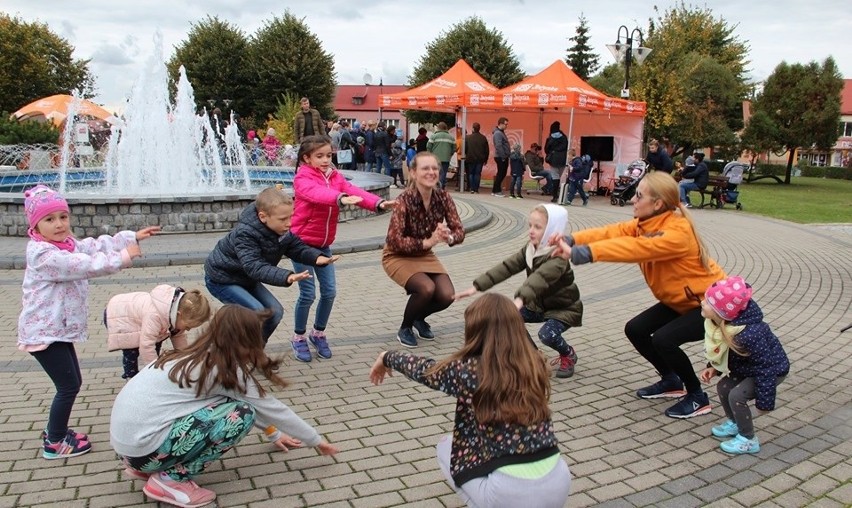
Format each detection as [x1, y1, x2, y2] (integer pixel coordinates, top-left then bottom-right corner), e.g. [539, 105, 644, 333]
[624, 303, 704, 393]
[402, 273, 454, 328]
[30, 342, 83, 442]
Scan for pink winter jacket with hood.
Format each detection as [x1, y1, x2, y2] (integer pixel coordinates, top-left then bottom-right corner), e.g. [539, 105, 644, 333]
[106, 284, 187, 366]
[291, 164, 384, 248]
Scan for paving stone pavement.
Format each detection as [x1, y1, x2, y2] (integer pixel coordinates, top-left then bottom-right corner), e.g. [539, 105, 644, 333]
[0, 189, 850, 508]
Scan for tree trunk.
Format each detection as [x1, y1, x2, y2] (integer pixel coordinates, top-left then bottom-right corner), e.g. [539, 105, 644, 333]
[784, 149, 795, 184]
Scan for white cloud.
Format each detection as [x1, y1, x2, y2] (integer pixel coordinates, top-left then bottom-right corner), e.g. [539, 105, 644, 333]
[4, 0, 850, 110]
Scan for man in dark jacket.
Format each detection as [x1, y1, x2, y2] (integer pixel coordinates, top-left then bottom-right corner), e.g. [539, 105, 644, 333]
[524, 143, 555, 194]
[491, 117, 510, 196]
[646, 139, 674, 173]
[679, 152, 709, 208]
[464, 122, 489, 193]
[374, 122, 391, 175]
[204, 188, 335, 343]
[544, 121, 569, 202]
[294, 97, 324, 143]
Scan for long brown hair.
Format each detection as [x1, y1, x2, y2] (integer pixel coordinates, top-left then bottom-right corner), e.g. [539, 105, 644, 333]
[642, 171, 711, 271]
[427, 293, 551, 425]
[153, 305, 288, 397]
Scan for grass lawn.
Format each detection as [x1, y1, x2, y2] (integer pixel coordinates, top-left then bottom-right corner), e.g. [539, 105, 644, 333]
[735, 177, 852, 224]
[477, 176, 851, 224]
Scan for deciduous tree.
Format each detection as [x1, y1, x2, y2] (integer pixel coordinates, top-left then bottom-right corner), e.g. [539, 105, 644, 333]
[742, 58, 843, 183]
[0, 14, 94, 114]
[167, 16, 252, 117]
[248, 12, 336, 124]
[565, 14, 600, 81]
[634, 4, 749, 157]
[406, 17, 525, 126]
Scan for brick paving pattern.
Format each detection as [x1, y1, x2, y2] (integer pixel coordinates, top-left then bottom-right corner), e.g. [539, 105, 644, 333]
[0, 189, 849, 507]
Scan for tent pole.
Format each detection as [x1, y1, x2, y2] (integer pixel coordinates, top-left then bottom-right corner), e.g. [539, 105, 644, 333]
[459, 108, 466, 192]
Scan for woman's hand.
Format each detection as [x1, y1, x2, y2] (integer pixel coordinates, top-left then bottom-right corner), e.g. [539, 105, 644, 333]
[316, 255, 341, 266]
[316, 441, 339, 456]
[513, 297, 524, 310]
[369, 352, 393, 385]
[453, 287, 477, 301]
[272, 434, 303, 452]
[426, 223, 451, 248]
[287, 270, 312, 284]
[135, 226, 161, 241]
[699, 367, 718, 384]
[548, 233, 572, 260]
[379, 200, 398, 210]
[340, 195, 363, 206]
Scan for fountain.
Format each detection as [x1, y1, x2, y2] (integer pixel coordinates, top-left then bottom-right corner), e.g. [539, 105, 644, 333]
[0, 33, 390, 237]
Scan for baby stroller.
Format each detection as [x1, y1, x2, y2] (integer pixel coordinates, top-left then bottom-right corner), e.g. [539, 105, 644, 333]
[710, 162, 745, 210]
[610, 159, 647, 206]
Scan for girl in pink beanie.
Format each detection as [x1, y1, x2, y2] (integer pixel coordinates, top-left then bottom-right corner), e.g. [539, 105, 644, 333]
[699, 276, 790, 455]
[18, 184, 160, 459]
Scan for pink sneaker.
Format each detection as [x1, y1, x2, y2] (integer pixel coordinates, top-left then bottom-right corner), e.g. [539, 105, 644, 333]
[143, 473, 216, 508]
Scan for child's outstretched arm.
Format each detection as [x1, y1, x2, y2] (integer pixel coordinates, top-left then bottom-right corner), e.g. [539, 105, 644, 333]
[26, 242, 139, 282]
[279, 232, 337, 267]
[453, 286, 478, 301]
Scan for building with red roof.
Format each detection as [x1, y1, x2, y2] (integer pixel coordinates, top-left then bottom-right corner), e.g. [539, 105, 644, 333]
[333, 84, 410, 135]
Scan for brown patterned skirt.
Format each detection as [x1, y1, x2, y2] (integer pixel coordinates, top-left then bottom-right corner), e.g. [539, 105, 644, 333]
[382, 248, 448, 287]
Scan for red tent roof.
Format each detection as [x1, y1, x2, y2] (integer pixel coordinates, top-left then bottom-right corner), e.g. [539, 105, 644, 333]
[379, 59, 500, 111]
[495, 60, 645, 116]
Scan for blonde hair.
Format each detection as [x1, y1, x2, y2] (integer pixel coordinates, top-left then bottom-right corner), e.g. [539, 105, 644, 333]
[255, 187, 293, 214]
[407, 151, 439, 190]
[641, 172, 711, 271]
[177, 289, 211, 329]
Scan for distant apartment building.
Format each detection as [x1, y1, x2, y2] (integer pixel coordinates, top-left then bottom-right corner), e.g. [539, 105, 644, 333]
[333, 84, 410, 135]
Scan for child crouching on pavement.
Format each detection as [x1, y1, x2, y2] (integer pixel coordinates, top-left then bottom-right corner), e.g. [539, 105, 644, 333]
[699, 276, 789, 455]
[454, 204, 583, 378]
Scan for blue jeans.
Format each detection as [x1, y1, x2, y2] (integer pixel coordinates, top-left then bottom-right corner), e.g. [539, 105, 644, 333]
[376, 154, 392, 175]
[467, 161, 483, 192]
[566, 179, 588, 204]
[292, 246, 337, 335]
[205, 275, 284, 342]
[439, 161, 450, 188]
[679, 181, 701, 204]
[510, 175, 523, 196]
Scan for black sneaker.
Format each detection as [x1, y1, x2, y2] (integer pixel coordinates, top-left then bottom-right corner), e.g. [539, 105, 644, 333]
[397, 327, 418, 348]
[636, 377, 686, 399]
[412, 320, 435, 340]
[665, 391, 712, 419]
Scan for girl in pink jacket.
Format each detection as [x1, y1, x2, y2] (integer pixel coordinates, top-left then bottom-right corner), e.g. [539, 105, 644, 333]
[289, 135, 396, 362]
[106, 285, 211, 379]
[18, 185, 158, 460]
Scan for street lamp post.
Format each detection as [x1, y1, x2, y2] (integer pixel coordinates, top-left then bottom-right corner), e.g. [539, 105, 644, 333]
[606, 26, 652, 99]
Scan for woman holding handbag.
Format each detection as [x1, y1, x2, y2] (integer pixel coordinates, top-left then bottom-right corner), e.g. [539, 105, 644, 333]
[336, 121, 355, 169]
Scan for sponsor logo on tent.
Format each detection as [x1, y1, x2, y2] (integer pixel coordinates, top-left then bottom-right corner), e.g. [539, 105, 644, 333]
[502, 94, 513, 106]
[578, 95, 588, 107]
[537, 93, 549, 106]
[465, 81, 490, 91]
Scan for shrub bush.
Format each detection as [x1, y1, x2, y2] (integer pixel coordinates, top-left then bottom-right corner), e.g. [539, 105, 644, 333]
[0, 114, 59, 144]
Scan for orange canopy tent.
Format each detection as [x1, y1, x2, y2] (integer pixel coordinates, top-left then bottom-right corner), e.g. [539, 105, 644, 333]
[379, 59, 500, 112]
[496, 59, 645, 116]
[11, 94, 116, 127]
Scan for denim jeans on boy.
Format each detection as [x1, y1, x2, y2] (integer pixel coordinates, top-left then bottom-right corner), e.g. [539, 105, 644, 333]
[510, 175, 523, 196]
[292, 246, 337, 335]
[376, 153, 392, 175]
[204, 274, 284, 342]
[679, 181, 702, 204]
[566, 178, 588, 204]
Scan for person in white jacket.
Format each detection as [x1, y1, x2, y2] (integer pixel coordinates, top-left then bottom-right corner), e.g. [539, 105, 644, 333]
[111, 304, 338, 508]
[105, 285, 211, 379]
[18, 184, 158, 460]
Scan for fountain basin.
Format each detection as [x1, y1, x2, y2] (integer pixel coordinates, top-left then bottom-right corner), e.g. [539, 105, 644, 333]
[0, 167, 392, 237]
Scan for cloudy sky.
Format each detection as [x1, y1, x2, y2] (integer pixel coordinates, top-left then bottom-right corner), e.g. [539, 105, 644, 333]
[4, 0, 851, 112]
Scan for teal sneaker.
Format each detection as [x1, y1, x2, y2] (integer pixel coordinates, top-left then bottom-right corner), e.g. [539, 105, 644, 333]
[711, 420, 739, 438]
[720, 434, 760, 455]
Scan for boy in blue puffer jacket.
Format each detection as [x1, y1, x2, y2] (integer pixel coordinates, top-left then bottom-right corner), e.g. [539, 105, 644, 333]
[699, 276, 790, 455]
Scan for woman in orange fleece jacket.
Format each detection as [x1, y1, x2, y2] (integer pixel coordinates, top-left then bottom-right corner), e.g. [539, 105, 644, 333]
[550, 171, 725, 419]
